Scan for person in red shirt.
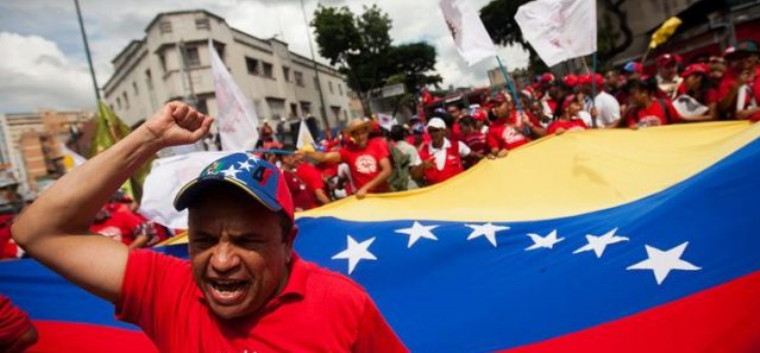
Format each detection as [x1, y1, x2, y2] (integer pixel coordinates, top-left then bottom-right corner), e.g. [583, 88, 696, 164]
[623, 78, 682, 128]
[301, 118, 393, 199]
[486, 93, 545, 158]
[11, 103, 407, 352]
[460, 114, 488, 159]
[90, 201, 152, 249]
[278, 145, 319, 211]
[674, 63, 718, 122]
[416, 118, 471, 186]
[548, 95, 589, 135]
[0, 294, 38, 352]
[295, 159, 331, 206]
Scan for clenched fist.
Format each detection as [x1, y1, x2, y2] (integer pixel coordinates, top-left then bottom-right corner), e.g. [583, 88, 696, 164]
[142, 102, 214, 148]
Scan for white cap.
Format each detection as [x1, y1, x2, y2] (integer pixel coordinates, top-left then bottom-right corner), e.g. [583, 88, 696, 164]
[426, 117, 446, 130]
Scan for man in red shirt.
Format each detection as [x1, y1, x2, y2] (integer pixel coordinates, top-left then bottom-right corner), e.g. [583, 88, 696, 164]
[278, 144, 319, 211]
[416, 117, 471, 185]
[300, 119, 392, 199]
[0, 294, 38, 352]
[623, 79, 682, 128]
[90, 202, 152, 249]
[486, 93, 545, 158]
[12, 102, 406, 352]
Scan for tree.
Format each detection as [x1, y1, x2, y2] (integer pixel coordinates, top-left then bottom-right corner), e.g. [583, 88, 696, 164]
[479, 0, 633, 72]
[312, 5, 441, 116]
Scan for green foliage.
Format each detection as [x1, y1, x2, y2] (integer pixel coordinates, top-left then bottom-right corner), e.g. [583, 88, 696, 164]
[312, 4, 441, 114]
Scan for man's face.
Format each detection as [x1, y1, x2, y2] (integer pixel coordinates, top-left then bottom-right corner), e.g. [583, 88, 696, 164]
[629, 88, 649, 107]
[350, 127, 370, 148]
[658, 63, 677, 80]
[447, 106, 461, 119]
[428, 127, 446, 145]
[495, 101, 510, 119]
[188, 188, 294, 320]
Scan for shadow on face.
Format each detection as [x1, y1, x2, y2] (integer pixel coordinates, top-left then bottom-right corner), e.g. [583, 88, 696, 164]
[187, 183, 294, 320]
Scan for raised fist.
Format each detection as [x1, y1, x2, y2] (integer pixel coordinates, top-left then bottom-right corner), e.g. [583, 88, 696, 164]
[142, 102, 214, 148]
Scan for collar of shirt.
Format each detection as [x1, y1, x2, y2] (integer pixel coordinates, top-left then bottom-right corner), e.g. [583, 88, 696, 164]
[428, 138, 452, 171]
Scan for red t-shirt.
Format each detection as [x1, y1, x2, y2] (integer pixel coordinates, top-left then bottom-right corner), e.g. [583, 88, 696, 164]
[283, 169, 318, 211]
[0, 214, 14, 259]
[625, 99, 682, 128]
[486, 115, 532, 152]
[296, 163, 326, 192]
[547, 119, 588, 134]
[676, 84, 718, 105]
[0, 294, 33, 347]
[117, 250, 407, 352]
[89, 210, 143, 246]
[718, 69, 739, 103]
[338, 138, 390, 192]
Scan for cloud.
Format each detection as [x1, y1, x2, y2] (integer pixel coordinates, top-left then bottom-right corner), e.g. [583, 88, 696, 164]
[0, 32, 95, 113]
[0, 0, 531, 113]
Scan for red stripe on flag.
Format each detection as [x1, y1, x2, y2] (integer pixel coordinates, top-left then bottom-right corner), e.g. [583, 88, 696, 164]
[505, 271, 760, 352]
[27, 321, 156, 352]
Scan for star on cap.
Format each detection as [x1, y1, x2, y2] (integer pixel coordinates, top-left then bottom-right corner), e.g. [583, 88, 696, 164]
[395, 221, 439, 248]
[573, 228, 629, 258]
[465, 223, 510, 247]
[332, 235, 377, 275]
[237, 160, 254, 172]
[627, 242, 701, 285]
[221, 165, 242, 180]
[525, 229, 564, 251]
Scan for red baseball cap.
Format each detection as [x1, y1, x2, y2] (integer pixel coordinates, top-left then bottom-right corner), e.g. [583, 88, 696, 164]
[490, 93, 508, 104]
[540, 73, 555, 85]
[579, 74, 605, 87]
[471, 109, 488, 121]
[561, 94, 578, 112]
[657, 53, 677, 67]
[563, 74, 578, 88]
[681, 63, 710, 78]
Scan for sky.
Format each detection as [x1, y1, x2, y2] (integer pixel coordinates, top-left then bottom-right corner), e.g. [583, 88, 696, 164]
[0, 0, 529, 114]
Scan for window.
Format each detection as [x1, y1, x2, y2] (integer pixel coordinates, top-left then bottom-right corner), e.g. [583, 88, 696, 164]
[213, 43, 225, 62]
[262, 62, 274, 78]
[338, 83, 343, 96]
[117, 97, 122, 110]
[294, 71, 304, 87]
[195, 18, 210, 30]
[184, 46, 200, 67]
[132, 81, 139, 96]
[290, 103, 298, 117]
[328, 81, 334, 94]
[196, 99, 208, 115]
[313, 76, 319, 89]
[158, 53, 167, 72]
[145, 69, 153, 90]
[110, 104, 115, 112]
[245, 57, 259, 75]
[282, 66, 290, 82]
[159, 21, 172, 34]
[300, 101, 312, 115]
[123, 92, 129, 109]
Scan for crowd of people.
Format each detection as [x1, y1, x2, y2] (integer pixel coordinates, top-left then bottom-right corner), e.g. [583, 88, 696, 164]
[259, 40, 760, 213]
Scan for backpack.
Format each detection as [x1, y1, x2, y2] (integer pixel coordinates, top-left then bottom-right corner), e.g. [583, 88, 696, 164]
[387, 144, 412, 192]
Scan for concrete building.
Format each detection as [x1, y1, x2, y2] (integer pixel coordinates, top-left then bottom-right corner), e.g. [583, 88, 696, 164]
[1, 110, 91, 191]
[102, 10, 351, 133]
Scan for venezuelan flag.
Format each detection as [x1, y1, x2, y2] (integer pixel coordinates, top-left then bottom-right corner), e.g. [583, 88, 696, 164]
[2, 121, 760, 351]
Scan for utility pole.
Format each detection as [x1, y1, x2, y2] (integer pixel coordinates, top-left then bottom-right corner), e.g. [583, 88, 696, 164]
[74, 0, 101, 103]
[300, 0, 330, 130]
[177, 41, 199, 108]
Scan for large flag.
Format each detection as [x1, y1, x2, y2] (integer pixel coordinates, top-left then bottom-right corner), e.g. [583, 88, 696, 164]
[209, 39, 259, 150]
[3, 122, 760, 351]
[515, 0, 597, 67]
[649, 16, 683, 50]
[439, 0, 497, 66]
[90, 101, 151, 200]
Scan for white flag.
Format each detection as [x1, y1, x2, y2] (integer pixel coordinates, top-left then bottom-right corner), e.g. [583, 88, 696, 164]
[296, 119, 315, 149]
[60, 143, 87, 171]
[439, 0, 497, 66]
[139, 151, 230, 229]
[515, 0, 597, 67]
[209, 40, 259, 150]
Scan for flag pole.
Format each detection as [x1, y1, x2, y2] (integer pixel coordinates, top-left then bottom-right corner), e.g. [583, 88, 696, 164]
[495, 55, 524, 113]
[74, 0, 100, 104]
[590, 52, 598, 128]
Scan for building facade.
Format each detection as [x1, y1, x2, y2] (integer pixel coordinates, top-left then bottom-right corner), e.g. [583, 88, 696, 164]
[102, 10, 351, 133]
[1, 110, 91, 192]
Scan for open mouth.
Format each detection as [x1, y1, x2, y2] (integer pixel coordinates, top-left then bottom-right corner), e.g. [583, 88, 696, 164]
[207, 279, 250, 305]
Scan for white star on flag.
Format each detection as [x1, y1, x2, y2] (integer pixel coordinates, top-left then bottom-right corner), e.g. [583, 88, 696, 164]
[395, 221, 439, 248]
[465, 223, 510, 247]
[221, 165, 242, 180]
[332, 236, 377, 274]
[573, 228, 629, 258]
[627, 242, 701, 285]
[237, 160, 254, 172]
[525, 230, 564, 251]
[247, 154, 261, 163]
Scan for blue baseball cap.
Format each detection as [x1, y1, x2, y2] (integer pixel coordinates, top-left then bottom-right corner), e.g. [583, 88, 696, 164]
[174, 152, 294, 221]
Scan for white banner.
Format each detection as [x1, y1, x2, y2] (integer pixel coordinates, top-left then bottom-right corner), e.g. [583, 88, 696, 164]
[515, 0, 597, 67]
[439, 0, 497, 66]
[139, 151, 230, 229]
[296, 118, 315, 149]
[209, 40, 259, 151]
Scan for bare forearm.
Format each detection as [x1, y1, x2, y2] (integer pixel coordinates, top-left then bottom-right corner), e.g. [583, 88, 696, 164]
[314, 189, 331, 205]
[14, 127, 161, 245]
[362, 167, 391, 192]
